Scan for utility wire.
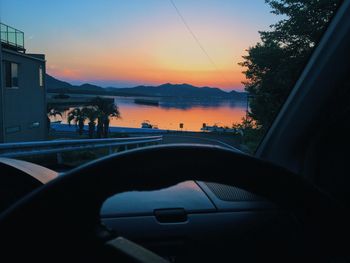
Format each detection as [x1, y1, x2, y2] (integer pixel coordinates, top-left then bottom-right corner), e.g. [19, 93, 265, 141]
[169, 0, 233, 87]
[169, 0, 218, 70]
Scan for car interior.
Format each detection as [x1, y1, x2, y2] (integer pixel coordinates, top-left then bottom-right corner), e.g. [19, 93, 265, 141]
[0, 1, 349, 262]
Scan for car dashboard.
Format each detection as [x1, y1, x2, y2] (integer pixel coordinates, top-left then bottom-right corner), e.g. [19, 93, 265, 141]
[100, 181, 297, 261]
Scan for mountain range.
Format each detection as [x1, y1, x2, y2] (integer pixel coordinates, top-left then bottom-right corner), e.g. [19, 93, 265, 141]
[46, 74, 246, 100]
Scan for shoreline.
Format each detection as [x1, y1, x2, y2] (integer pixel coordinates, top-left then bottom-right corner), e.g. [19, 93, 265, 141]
[50, 123, 238, 135]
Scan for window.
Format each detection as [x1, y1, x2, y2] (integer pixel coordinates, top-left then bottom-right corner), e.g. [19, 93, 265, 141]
[4, 61, 18, 88]
[39, 65, 43, 87]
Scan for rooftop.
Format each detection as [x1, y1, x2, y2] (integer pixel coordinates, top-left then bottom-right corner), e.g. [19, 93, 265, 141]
[1, 23, 25, 52]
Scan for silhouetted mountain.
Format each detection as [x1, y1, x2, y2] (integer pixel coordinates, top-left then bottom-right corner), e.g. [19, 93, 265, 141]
[46, 75, 105, 94]
[114, 83, 246, 99]
[46, 74, 74, 91]
[46, 74, 246, 99]
[79, 83, 105, 92]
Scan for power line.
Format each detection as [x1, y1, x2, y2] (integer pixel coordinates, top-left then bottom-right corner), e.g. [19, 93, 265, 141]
[169, 0, 233, 87]
[169, 0, 218, 70]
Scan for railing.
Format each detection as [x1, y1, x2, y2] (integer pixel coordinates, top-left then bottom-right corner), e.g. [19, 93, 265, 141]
[0, 136, 163, 163]
[0, 23, 25, 51]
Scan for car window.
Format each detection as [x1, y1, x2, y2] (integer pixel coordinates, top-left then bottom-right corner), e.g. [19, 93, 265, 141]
[0, 0, 342, 170]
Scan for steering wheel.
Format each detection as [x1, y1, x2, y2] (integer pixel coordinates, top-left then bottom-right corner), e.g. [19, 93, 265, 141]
[0, 144, 346, 262]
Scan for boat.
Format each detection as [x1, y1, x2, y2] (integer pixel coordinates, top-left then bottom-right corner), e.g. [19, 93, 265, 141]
[134, 98, 159, 106]
[141, 120, 153, 129]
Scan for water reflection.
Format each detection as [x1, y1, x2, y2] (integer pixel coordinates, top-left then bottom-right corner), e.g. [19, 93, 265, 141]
[52, 96, 247, 131]
[159, 97, 246, 110]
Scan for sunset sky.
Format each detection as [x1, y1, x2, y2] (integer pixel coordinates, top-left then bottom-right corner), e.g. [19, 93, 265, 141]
[1, 0, 278, 91]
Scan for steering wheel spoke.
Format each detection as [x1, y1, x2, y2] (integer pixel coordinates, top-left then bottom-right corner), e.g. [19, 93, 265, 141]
[104, 236, 169, 263]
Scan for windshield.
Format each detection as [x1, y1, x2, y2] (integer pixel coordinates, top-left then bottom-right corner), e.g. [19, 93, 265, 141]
[0, 0, 341, 170]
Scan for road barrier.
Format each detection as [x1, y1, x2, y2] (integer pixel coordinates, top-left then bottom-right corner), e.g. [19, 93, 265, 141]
[0, 136, 163, 163]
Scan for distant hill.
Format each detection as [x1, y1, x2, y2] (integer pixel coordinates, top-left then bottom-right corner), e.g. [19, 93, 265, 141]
[46, 75, 105, 94]
[46, 75, 139, 96]
[46, 74, 75, 91]
[111, 83, 246, 99]
[46, 74, 246, 99]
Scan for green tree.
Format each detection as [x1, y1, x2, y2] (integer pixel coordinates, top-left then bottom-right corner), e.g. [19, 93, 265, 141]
[91, 97, 121, 138]
[232, 116, 263, 153]
[240, 0, 341, 130]
[82, 107, 99, 138]
[47, 104, 62, 132]
[67, 108, 87, 136]
[96, 113, 104, 139]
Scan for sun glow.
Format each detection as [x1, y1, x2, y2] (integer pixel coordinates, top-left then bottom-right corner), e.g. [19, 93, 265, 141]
[2, 0, 277, 90]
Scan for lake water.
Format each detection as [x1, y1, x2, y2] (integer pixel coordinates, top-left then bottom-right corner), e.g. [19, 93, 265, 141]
[55, 96, 247, 131]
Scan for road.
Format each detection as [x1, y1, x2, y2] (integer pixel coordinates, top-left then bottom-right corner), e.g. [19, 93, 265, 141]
[161, 132, 242, 151]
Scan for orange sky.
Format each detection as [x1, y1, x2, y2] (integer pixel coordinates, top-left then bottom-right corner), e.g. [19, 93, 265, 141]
[2, 0, 277, 91]
[45, 20, 248, 90]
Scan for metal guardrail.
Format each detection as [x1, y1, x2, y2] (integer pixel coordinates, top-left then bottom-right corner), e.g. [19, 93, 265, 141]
[0, 23, 25, 51]
[0, 136, 163, 162]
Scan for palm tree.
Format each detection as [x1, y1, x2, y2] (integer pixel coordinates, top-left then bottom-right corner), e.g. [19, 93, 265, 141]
[91, 97, 121, 138]
[67, 108, 87, 136]
[96, 112, 104, 139]
[47, 105, 62, 132]
[102, 102, 120, 137]
[82, 107, 99, 138]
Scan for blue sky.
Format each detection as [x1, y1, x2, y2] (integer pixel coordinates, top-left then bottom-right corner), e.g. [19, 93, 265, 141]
[1, 0, 279, 90]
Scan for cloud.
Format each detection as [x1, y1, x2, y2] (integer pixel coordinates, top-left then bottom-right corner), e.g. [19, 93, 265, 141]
[47, 66, 82, 80]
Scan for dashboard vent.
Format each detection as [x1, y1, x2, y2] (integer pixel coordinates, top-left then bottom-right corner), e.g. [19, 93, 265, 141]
[204, 182, 263, 201]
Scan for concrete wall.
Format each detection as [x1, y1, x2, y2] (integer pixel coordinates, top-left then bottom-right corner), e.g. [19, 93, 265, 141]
[1, 49, 47, 142]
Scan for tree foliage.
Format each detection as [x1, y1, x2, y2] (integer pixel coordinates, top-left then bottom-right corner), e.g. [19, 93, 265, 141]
[91, 97, 121, 138]
[46, 104, 63, 132]
[68, 108, 87, 136]
[67, 97, 121, 138]
[82, 107, 99, 138]
[240, 0, 341, 129]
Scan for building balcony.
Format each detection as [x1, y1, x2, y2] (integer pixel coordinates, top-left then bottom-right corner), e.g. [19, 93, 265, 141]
[1, 23, 25, 52]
